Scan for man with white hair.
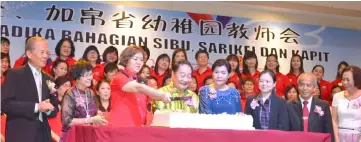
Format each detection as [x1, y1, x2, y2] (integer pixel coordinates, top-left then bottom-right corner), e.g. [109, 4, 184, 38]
[2, 36, 58, 142]
[284, 73, 334, 142]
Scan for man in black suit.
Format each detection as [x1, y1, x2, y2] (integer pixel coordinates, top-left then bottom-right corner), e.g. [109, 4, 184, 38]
[285, 73, 334, 141]
[1, 36, 58, 142]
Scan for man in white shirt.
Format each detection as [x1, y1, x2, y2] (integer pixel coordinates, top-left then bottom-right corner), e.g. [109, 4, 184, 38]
[1, 36, 58, 142]
[284, 73, 334, 142]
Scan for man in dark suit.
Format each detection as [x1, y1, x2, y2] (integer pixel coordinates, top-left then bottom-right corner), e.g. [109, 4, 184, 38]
[285, 73, 334, 142]
[1, 36, 58, 142]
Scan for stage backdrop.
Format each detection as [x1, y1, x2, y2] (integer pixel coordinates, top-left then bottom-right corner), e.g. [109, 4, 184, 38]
[2, 1, 361, 81]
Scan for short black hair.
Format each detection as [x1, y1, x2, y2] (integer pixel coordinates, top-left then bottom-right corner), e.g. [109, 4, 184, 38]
[54, 76, 71, 89]
[172, 60, 193, 73]
[102, 46, 119, 64]
[1, 37, 10, 45]
[312, 65, 325, 74]
[55, 38, 75, 57]
[1, 52, 11, 76]
[148, 76, 158, 83]
[227, 81, 238, 89]
[242, 77, 255, 85]
[82, 45, 101, 64]
[70, 59, 93, 80]
[195, 50, 209, 60]
[284, 84, 298, 100]
[203, 75, 213, 86]
[259, 70, 276, 83]
[162, 73, 172, 87]
[138, 65, 150, 75]
[331, 85, 343, 92]
[211, 59, 231, 73]
[104, 62, 118, 74]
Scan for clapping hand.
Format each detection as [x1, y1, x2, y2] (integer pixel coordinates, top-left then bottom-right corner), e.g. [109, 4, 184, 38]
[90, 115, 108, 125]
[38, 99, 54, 112]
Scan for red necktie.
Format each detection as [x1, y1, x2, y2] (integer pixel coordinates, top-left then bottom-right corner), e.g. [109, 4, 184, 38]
[303, 101, 309, 132]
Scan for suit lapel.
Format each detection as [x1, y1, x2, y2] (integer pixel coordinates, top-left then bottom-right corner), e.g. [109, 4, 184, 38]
[41, 72, 49, 102]
[25, 64, 40, 102]
[293, 98, 303, 131]
[253, 95, 261, 127]
[308, 97, 318, 131]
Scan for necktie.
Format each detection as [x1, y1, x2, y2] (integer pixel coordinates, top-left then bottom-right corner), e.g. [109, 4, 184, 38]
[302, 101, 309, 132]
[35, 71, 43, 122]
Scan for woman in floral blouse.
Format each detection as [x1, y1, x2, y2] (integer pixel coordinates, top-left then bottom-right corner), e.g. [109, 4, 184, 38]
[60, 60, 107, 142]
[199, 59, 241, 114]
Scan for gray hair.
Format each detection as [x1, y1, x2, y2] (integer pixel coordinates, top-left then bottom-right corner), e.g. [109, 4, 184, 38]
[25, 36, 47, 52]
[297, 72, 318, 87]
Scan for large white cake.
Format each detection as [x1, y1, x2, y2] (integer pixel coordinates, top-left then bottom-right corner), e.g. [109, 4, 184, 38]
[151, 111, 255, 130]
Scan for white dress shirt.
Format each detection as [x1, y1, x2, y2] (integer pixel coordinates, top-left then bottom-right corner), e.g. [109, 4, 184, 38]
[28, 63, 42, 102]
[299, 96, 313, 113]
[29, 63, 45, 122]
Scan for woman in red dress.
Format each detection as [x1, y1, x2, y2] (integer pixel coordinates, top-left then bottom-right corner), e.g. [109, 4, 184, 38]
[49, 76, 72, 142]
[226, 54, 243, 91]
[1, 53, 10, 84]
[93, 46, 119, 83]
[240, 77, 255, 112]
[109, 46, 170, 127]
[312, 65, 332, 104]
[151, 54, 171, 88]
[264, 54, 291, 97]
[331, 61, 349, 88]
[242, 51, 260, 94]
[0, 53, 10, 141]
[286, 54, 304, 86]
[48, 38, 77, 74]
[51, 60, 69, 80]
[95, 79, 111, 115]
[82, 45, 102, 68]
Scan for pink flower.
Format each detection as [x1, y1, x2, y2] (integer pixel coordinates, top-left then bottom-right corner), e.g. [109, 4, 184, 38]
[209, 87, 217, 100]
[250, 99, 259, 110]
[314, 105, 324, 116]
[353, 99, 361, 109]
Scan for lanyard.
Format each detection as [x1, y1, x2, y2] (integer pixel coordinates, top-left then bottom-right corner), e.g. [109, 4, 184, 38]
[76, 87, 90, 118]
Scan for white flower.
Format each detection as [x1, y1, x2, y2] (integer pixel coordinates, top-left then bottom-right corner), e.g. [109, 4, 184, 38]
[46, 80, 56, 94]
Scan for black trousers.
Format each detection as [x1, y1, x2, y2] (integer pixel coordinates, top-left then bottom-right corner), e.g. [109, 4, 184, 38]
[34, 121, 52, 142]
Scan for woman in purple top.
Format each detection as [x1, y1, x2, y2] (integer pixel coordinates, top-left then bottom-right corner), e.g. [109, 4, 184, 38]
[60, 60, 107, 142]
